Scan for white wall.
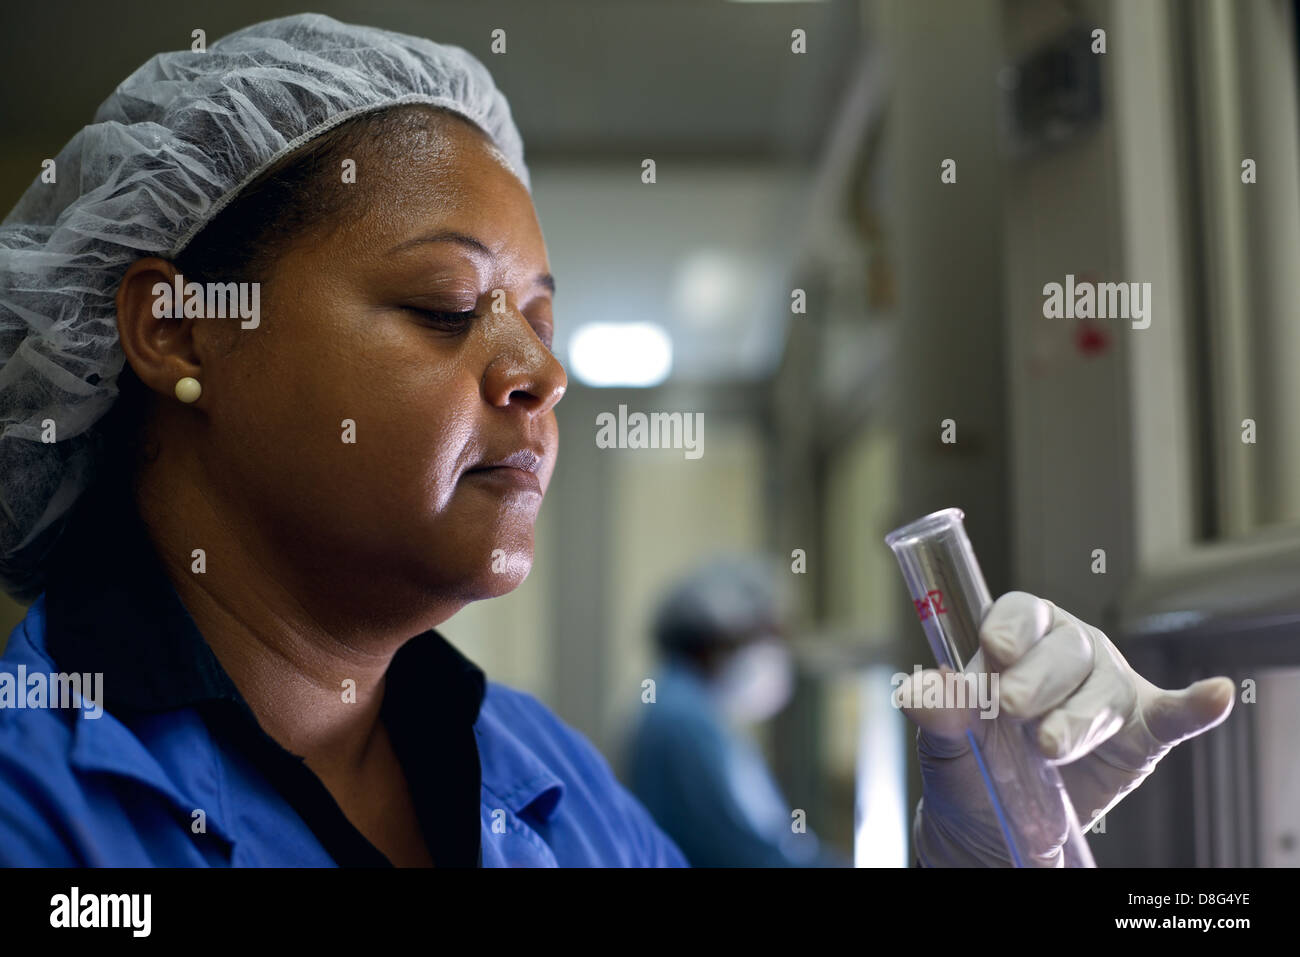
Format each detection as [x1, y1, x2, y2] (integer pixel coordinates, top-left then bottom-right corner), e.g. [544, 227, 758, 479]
[605, 417, 764, 739]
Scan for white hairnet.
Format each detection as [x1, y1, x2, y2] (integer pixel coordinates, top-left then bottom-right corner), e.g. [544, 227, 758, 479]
[0, 13, 530, 599]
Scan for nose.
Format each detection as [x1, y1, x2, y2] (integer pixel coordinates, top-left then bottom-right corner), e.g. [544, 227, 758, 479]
[482, 315, 567, 417]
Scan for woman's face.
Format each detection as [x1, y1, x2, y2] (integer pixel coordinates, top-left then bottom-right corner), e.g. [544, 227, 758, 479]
[194, 117, 566, 614]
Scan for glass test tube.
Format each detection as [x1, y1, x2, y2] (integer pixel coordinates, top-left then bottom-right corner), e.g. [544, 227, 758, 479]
[885, 507, 1096, 868]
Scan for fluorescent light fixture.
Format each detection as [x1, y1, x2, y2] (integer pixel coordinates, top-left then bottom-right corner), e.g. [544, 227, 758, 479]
[673, 250, 743, 327]
[568, 322, 673, 387]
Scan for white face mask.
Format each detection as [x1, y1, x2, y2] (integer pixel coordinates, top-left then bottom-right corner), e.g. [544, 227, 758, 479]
[710, 637, 794, 725]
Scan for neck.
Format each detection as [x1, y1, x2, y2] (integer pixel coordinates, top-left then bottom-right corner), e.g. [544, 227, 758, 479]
[131, 453, 464, 773]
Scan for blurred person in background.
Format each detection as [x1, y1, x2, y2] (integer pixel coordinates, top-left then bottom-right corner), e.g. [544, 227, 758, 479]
[623, 555, 849, 867]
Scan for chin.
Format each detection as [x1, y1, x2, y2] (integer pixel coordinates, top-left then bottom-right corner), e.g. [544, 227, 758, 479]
[483, 546, 533, 598]
[446, 538, 536, 601]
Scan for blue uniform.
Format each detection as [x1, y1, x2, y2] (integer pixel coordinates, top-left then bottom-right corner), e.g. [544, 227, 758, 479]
[0, 484, 686, 868]
[0, 596, 686, 867]
[624, 659, 844, 867]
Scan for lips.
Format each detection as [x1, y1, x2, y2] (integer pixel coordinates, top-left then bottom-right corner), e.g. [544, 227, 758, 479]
[467, 448, 543, 474]
[462, 447, 545, 495]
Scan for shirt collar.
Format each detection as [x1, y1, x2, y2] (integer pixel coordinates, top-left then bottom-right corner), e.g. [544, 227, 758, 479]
[474, 703, 566, 821]
[42, 474, 487, 726]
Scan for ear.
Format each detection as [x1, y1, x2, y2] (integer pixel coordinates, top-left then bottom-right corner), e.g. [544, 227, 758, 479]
[115, 258, 203, 404]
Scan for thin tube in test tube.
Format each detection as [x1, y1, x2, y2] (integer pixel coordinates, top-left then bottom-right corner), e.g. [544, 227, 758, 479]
[885, 508, 1096, 868]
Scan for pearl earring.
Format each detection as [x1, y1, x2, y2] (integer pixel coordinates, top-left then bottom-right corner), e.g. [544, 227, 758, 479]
[174, 377, 202, 403]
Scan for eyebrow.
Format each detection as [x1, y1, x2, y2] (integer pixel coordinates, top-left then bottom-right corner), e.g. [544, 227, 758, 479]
[388, 229, 556, 295]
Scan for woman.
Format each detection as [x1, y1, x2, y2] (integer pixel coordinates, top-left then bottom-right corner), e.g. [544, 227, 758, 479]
[0, 14, 1234, 867]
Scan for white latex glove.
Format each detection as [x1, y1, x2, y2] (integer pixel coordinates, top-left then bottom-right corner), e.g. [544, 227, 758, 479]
[897, 591, 1235, 867]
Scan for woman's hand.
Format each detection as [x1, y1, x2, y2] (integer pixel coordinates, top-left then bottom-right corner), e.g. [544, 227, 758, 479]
[897, 591, 1235, 866]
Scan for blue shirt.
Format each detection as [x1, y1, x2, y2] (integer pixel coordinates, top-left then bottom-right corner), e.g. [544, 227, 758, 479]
[624, 659, 843, 867]
[0, 480, 686, 868]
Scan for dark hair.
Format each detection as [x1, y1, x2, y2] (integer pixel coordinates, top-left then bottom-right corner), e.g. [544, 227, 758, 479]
[52, 104, 487, 577]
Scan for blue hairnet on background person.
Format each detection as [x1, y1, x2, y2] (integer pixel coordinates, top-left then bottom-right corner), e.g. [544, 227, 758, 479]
[624, 554, 850, 867]
[0, 12, 685, 867]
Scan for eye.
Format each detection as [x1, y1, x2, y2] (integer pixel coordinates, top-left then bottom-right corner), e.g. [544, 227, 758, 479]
[526, 302, 555, 352]
[406, 307, 478, 331]
[532, 321, 555, 352]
